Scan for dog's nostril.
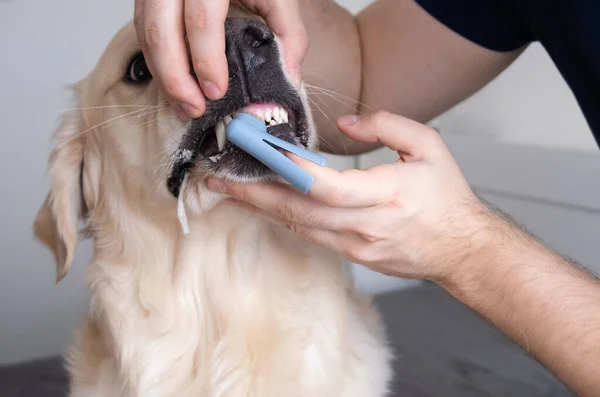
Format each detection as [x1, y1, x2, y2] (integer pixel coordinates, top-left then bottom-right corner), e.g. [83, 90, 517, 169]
[243, 25, 273, 48]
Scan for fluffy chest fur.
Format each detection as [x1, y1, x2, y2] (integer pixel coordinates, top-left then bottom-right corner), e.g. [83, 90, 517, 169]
[65, 206, 390, 397]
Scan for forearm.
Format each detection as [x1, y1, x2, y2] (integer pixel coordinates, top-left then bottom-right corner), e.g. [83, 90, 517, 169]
[300, 0, 524, 155]
[299, 0, 367, 154]
[443, 211, 600, 396]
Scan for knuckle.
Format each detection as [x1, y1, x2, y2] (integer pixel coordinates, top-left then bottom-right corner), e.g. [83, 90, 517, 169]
[192, 58, 215, 75]
[340, 243, 357, 262]
[354, 224, 383, 244]
[144, 21, 169, 48]
[155, 68, 193, 100]
[233, 186, 251, 203]
[275, 199, 296, 221]
[185, 7, 211, 32]
[292, 224, 313, 240]
[284, 221, 316, 243]
[387, 189, 404, 208]
[342, 243, 371, 264]
[285, 219, 298, 233]
[421, 126, 443, 147]
[161, 74, 188, 100]
[356, 246, 379, 264]
[370, 110, 392, 130]
[322, 189, 347, 207]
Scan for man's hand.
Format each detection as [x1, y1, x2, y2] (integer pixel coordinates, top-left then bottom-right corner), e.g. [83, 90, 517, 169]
[208, 111, 600, 397]
[208, 111, 493, 283]
[134, 0, 307, 120]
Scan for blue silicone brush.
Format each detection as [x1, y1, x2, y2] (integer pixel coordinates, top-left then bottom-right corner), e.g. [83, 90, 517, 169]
[226, 113, 326, 194]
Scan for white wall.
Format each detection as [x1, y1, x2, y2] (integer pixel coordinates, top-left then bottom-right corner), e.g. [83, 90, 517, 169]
[339, 0, 374, 13]
[435, 43, 598, 152]
[0, 0, 135, 365]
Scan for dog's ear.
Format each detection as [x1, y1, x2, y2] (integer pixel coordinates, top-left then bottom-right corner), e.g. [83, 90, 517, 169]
[34, 109, 86, 283]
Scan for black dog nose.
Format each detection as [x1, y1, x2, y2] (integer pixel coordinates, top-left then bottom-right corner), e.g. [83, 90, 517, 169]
[225, 18, 275, 63]
[222, 18, 288, 103]
[243, 22, 274, 49]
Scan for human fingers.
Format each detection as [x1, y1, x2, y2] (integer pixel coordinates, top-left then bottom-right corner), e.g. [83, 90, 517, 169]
[184, 0, 229, 100]
[337, 111, 445, 161]
[137, 0, 206, 118]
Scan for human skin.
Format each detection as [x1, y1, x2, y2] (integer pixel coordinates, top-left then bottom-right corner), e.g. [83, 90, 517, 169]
[208, 111, 600, 397]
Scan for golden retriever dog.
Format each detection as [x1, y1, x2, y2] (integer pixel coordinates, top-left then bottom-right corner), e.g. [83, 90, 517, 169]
[33, 5, 392, 397]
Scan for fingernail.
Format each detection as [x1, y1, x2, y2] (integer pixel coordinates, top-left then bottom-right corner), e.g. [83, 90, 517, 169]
[174, 104, 190, 122]
[200, 81, 222, 100]
[207, 178, 227, 193]
[339, 115, 361, 126]
[180, 103, 200, 119]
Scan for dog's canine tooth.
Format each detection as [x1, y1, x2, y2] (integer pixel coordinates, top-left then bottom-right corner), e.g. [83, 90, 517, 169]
[281, 109, 289, 123]
[215, 120, 226, 152]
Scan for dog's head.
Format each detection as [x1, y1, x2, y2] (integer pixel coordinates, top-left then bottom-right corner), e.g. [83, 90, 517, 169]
[33, 5, 316, 281]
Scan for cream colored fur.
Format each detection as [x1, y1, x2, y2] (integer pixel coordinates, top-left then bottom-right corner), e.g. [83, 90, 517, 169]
[33, 7, 392, 397]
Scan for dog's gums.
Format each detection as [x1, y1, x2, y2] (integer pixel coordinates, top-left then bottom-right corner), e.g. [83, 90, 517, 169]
[205, 104, 293, 162]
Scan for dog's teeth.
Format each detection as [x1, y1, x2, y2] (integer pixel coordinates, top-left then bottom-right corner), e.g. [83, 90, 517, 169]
[215, 120, 226, 152]
[281, 109, 289, 123]
[264, 109, 272, 123]
[268, 120, 278, 126]
[224, 115, 233, 126]
[246, 111, 262, 121]
[273, 107, 281, 123]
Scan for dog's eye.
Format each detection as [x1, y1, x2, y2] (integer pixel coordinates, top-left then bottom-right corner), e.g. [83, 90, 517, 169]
[125, 53, 152, 83]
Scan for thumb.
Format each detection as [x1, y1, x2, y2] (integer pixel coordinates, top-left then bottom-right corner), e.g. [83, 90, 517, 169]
[337, 111, 443, 161]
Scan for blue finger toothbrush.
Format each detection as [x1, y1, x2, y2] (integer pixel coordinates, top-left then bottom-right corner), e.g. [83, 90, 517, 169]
[226, 113, 327, 194]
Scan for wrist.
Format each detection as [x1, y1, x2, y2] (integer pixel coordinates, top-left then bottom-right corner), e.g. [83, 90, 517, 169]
[436, 202, 524, 294]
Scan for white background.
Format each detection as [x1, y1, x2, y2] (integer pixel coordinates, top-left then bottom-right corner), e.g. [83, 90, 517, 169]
[1, 0, 598, 364]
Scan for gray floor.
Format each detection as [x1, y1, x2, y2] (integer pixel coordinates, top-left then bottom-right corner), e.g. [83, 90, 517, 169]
[376, 283, 573, 396]
[0, 284, 574, 396]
